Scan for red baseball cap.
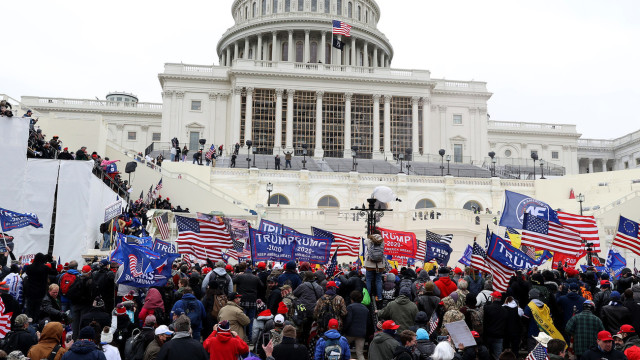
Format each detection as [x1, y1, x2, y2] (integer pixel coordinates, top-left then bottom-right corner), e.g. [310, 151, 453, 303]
[491, 291, 502, 299]
[328, 319, 339, 330]
[471, 331, 480, 338]
[619, 325, 636, 334]
[382, 320, 400, 330]
[82, 265, 92, 273]
[326, 281, 338, 288]
[225, 264, 233, 271]
[598, 331, 613, 341]
[258, 262, 266, 269]
[600, 280, 610, 287]
[454, 267, 463, 274]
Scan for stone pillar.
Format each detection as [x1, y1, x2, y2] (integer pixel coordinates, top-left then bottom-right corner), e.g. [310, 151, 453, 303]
[439, 105, 447, 149]
[271, 31, 278, 61]
[351, 37, 357, 66]
[373, 46, 378, 67]
[421, 98, 430, 157]
[257, 34, 263, 60]
[288, 30, 294, 61]
[208, 92, 218, 146]
[314, 91, 324, 158]
[244, 87, 254, 143]
[234, 42, 239, 61]
[226, 48, 231, 66]
[233, 87, 242, 145]
[372, 94, 381, 159]
[588, 158, 594, 173]
[411, 97, 419, 158]
[363, 42, 369, 67]
[304, 30, 310, 63]
[383, 95, 391, 158]
[244, 38, 250, 59]
[176, 91, 185, 141]
[385, 55, 389, 67]
[274, 89, 284, 154]
[285, 89, 294, 151]
[161, 90, 174, 143]
[602, 159, 607, 172]
[320, 32, 326, 63]
[343, 92, 352, 158]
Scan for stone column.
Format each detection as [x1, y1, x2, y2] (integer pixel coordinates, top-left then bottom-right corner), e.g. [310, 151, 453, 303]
[226, 48, 231, 66]
[288, 30, 294, 61]
[274, 89, 284, 154]
[320, 32, 326, 64]
[208, 92, 218, 146]
[351, 37, 357, 66]
[176, 91, 185, 141]
[314, 91, 324, 158]
[372, 94, 381, 159]
[343, 92, 352, 158]
[588, 159, 594, 173]
[233, 87, 242, 145]
[383, 95, 391, 158]
[234, 42, 239, 61]
[363, 42, 369, 67]
[602, 159, 607, 172]
[439, 105, 447, 149]
[257, 34, 263, 60]
[373, 46, 378, 67]
[244, 38, 250, 59]
[411, 97, 419, 158]
[161, 90, 174, 143]
[421, 98, 430, 157]
[285, 89, 295, 151]
[244, 87, 254, 143]
[304, 30, 310, 63]
[271, 31, 278, 61]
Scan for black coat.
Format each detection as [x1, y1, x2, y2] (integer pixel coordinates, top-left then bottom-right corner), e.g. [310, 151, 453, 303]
[601, 304, 632, 334]
[156, 335, 208, 360]
[3, 328, 37, 356]
[413, 339, 436, 360]
[41, 293, 65, 322]
[392, 345, 414, 360]
[482, 301, 508, 339]
[80, 308, 111, 329]
[23, 254, 53, 299]
[343, 302, 370, 338]
[461, 345, 491, 360]
[272, 337, 310, 360]
[580, 346, 626, 360]
[234, 271, 263, 303]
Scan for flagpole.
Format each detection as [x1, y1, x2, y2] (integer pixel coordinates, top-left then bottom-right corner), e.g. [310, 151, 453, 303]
[331, 20, 334, 66]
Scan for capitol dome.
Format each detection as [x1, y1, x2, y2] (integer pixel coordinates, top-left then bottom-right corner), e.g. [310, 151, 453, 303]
[217, 0, 393, 67]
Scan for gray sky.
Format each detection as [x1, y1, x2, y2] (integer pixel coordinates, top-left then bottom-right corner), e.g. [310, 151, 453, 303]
[6, 0, 639, 139]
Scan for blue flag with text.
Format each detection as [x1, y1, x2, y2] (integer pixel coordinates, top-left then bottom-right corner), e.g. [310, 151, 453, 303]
[486, 232, 553, 270]
[499, 190, 560, 229]
[0, 208, 42, 231]
[425, 241, 453, 265]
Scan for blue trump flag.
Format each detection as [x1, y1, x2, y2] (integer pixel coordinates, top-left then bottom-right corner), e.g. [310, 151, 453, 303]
[152, 239, 178, 255]
[486, 232, 553, 270]
[111, 233, 160, 265]
[116, 240, 177, 288]
[425, 241, 453, 265]
[250, 227, 295, 262]
[121, 234, 154, 249]
[284, 232, 332, 265]
[580, 265, 606, 273]
[606, 247, 627, 278]
[499, 190, 560, 230]
[258, 219, 299, 235]
[458, 245, 473, 266]
[0, 208, 42, 231]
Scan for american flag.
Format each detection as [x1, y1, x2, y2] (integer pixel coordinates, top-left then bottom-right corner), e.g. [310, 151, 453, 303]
[175, 216, 233, 261]
[225, 239, 251, 260]
[557, 211, 601, 252]
[486, 252, 515, 293]
[428, 310, 439, 335]
[0, 297, 4, 314]
[155, 179, 163, 192]
[426, 230, 453, 245]
[312, 227, 360, 258]
[520, 245, 537, 259]
[525, 343, 549, 360]
[205, 145, 215, 160]
[612, 216, 640, 256]
[332, 20, 352, 37]
[416, 240, 426, 262]
[471, 242, 491, 274]
[146, 184, 153, 203]
[154, 212, 171, 240]
[522, 212, 583, 256]
[0, 312, 12, 338]
[326, 249, 339, 278]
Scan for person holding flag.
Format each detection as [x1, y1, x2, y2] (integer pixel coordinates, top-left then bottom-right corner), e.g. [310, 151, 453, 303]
[523, 289, 564, 351]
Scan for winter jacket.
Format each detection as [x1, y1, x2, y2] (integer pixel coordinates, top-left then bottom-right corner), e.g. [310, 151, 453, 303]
[368, 332, 400, 360]
[483, 300, 508, 339]
[23, 253, 53, 299]
[364, 237, 385, 271]
[416, 293, 440, 318]
[171, 293, 206, 334]
[343, 302, 369, 338]
[461, 345, 491, 360]
[314, 329, 351, 360]
[623, 334, 640, 352]
[392, 345, 414, 360]
[27, 321, 67, 360]
[156, 332, 208, 360]
[61, 340, 107, 360]
[278, 270, 302, 290]
[273, 337, 310, 360]
[202, 330, 249, 360]
[378, 295, 418, 332]
[581, 345, 627, 360]
[252, 311, 273, 344]
[4, 328, 37, 356]
[413, 339, 436, 360]
[556, 291, 585, 327]
[234, 270, 263, 304]
[143, 338, 162, 360]
[80, 308, 111, 329]
[293, 281, 324, 308]
[217, 301, 251, 340]
[201, 268, 233, 296]
[594, 288, 611, 316]
[41, 293, 65, 322]
[435, 276, 458, 298]
[601, 304, 632, 334]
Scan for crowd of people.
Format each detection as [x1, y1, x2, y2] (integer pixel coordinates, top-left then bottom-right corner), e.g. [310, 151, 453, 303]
[0, 232, 639, 360]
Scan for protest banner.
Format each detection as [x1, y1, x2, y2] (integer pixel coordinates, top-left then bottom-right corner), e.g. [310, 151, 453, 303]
[285, 232, 332, 264]
[486, 233, 553, 270]
[378, 227, 417, 259]
[103, 201, 122, 223]
[250, 228, 295, 262]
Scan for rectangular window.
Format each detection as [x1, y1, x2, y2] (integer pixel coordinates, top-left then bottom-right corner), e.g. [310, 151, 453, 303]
[127, 132, 137, 141]
[273, 0, 278, 13]
[454, 144, 463, 163]
[325, 0, 330, 13]
[152, 133, 161, 141]
[337, 0, 342, 15]
[191, 100, 202, 111]
[298, 0, 303, 11]
[552, 151, 559, 159]
[453, 114, 462, 125]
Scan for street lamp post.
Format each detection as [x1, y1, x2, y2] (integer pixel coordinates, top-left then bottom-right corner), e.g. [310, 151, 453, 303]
[540, 159, 546, 179]
[351, 146, 358, 172]
[398, 153, 404, 173]
[266, 182, 273, 206]
[301, 143, 308, 170]
[577, 193, 592, 266]
[405, 148, 412, 175]
[446, 155, 451, 176]
[577, 193, 584, 216]
[350, 198, 393, 236]
[488, 151, 496, 177]
[245, 140, 253, 169]
[531, 152, 538, 180]
[439, 149, 445, 176]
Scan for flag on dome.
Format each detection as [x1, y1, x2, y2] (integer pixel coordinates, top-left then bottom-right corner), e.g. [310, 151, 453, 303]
[557, 211, 601, 252]
[521, 212, 583, 255]
[332, 20, 352, 37]
[332, 38, 345, 50]
[612, 216, 640, 256]
[312, 227, 360, 258]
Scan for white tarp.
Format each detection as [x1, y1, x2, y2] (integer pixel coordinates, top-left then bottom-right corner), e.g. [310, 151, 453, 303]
[0, 116, 29, 214]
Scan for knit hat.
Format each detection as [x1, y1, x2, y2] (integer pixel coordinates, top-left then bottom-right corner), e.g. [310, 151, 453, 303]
[144, 315, 157, 326]
[256, 299, 267, 313]
[625, 346, 640, 360]
[390, 269, 398, 275]
[399, 287, 412, 297]
[218, 320, 231, 332]
[101, 328, 113, 344]
[528, 289, 541, 300]
[424, 282, 435, 292]
[285, 261, 296, 270]
[610, 291, 621, 300]
[416, 328, 429, 340]
[277, 302, 288, 314]
[79, 326, 96, 340]
[569, 283, 579, 292]
[282, 324, 297, 338]
[415, 311, 429, 324]
[123, 290, 135, 302]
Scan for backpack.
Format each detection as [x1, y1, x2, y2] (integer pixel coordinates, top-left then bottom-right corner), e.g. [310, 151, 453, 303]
[467, 308, 484, 336]
[368, 242, 384, 263]
[124, 328, 145, 360]
[66, 276, 92, 303]
[322, 336, 343, 360]
[292, 297, 311, 326]
[211, 273, 230, 296]
[317, 295, 337, 330]
[210, 294, 228, 321]
[59, 272, 77, 296]
[399, 278, 414, 299]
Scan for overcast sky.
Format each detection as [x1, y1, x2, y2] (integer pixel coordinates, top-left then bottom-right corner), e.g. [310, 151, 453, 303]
[5, 0, 639, 139]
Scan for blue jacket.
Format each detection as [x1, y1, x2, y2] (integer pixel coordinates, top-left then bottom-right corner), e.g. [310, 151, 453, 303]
[172, 293, 206, 332]
[314, 329, 351, 360]
[278, 271, 302, 290]
[343, 302, 369, 338]
[61, 340, 107, 360]
[557, 291, 585, 326]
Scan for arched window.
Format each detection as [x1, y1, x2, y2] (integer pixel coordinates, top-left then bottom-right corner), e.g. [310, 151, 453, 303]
[282, 42, 289, 61]
[285, 0, 291, 12]
[295, 41, 303, 62]
[415, 199, 436, 209]
[298, 0, 303, 11]
[337, 0, 342, 15]
[269, 194, 290, 205]
[348, 2, 352, 17]
[463, 201, 483, 213]
[357, 5, 361, 20]
[325, 0, 330, 13]
[273, 0, 278, 13]
[262, 0, 267, 14]
[318, 195, 340, 208]
[312, 0, 317, 11]
[253, 2, 257, 17]
[310, 42, 318, 63]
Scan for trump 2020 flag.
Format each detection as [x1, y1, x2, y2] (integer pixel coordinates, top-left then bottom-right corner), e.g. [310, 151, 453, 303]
[606, 247, 627, 278]
[425, 241, 453, 265]
[458, 245, 473, 266]
[500, 190, 560, 230]
[0, 208, 42, 231]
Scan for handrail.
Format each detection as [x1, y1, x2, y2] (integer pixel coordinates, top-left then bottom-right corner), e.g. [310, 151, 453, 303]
[592, 191, 640, 216]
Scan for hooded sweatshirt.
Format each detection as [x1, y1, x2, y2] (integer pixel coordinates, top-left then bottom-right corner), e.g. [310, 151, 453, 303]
[435, 276, 457, 299]
[28, 322, 67, 360]
[201, 267, 233, 295]
[369, 331, 400, 360]
[313, 329, 350, 360]
[61, 339, 107, 360]
[203, 330, 249, 360]
[378, 295, 418, 332]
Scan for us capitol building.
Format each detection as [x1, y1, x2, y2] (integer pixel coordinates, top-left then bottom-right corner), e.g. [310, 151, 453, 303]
[9, 0, 640, 260]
